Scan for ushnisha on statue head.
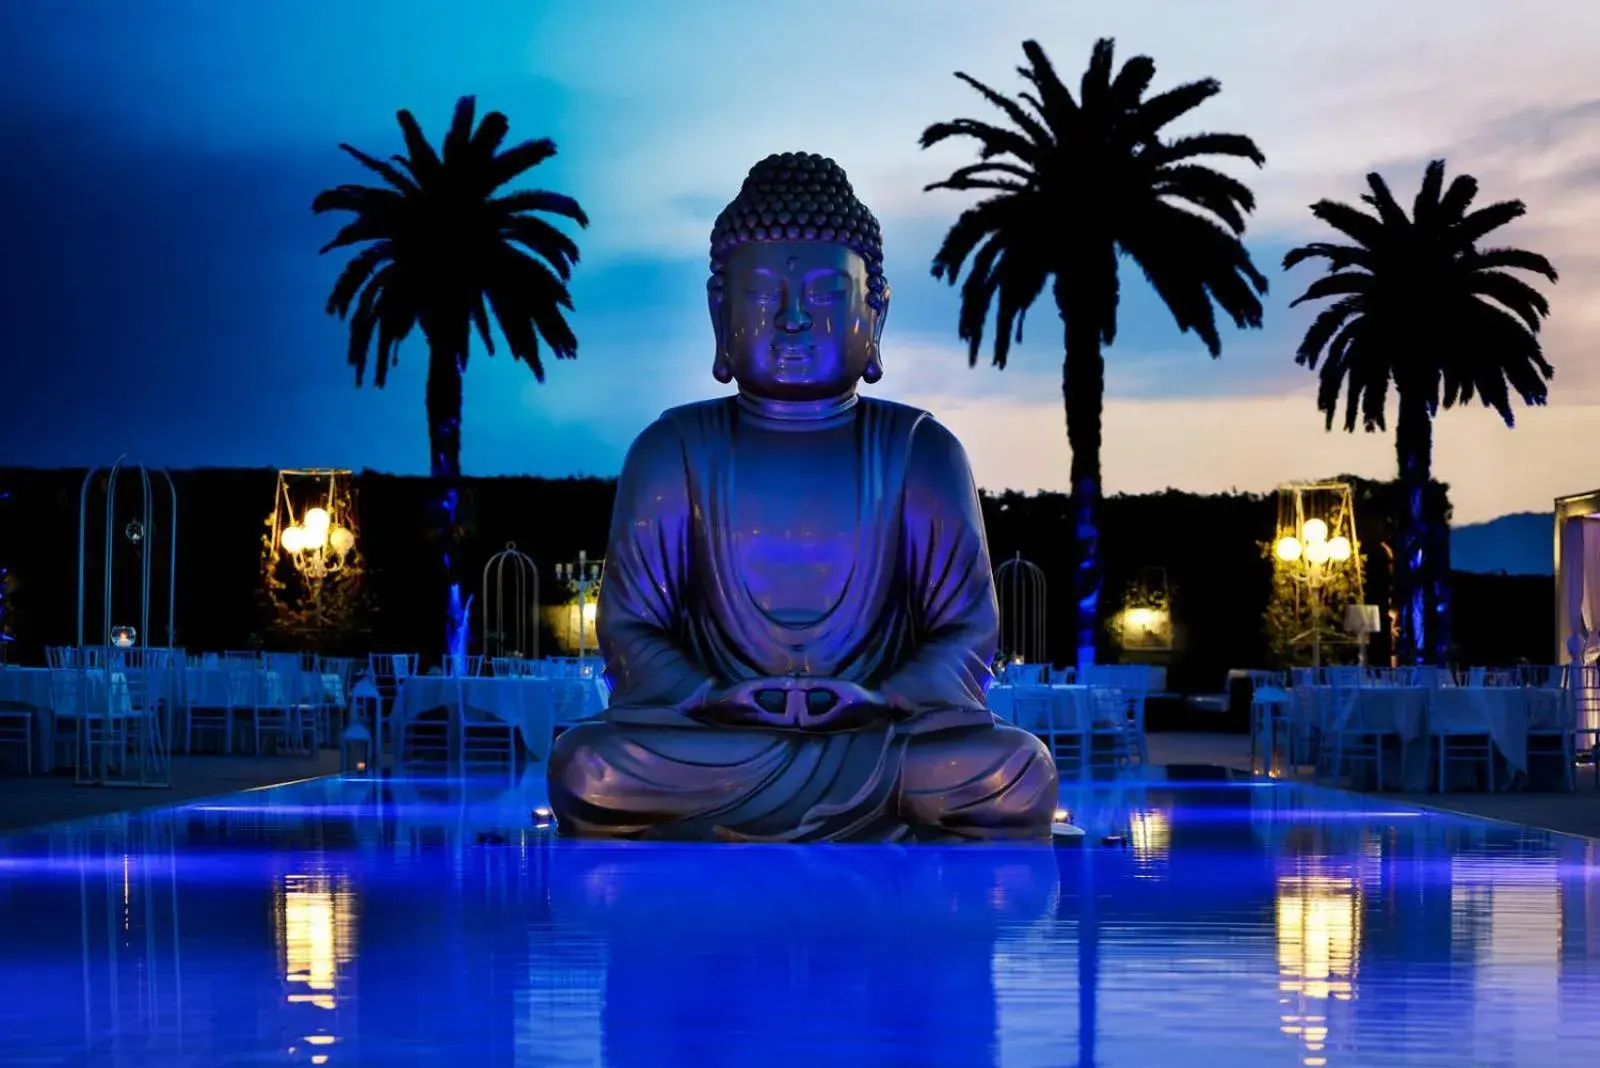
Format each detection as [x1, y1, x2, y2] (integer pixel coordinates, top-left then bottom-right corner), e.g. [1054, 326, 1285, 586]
[708, 152, 891, 404]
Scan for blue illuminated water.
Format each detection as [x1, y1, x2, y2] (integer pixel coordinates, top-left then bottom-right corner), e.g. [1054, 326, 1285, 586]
[0, 771, 1595, 1066]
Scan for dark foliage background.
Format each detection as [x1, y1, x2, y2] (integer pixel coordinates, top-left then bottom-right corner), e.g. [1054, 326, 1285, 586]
[0, 467, 1550, 693]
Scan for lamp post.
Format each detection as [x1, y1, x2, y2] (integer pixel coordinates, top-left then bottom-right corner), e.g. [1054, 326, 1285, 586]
[1274, 518, 1353, 669]
[555, 552, 603, 660]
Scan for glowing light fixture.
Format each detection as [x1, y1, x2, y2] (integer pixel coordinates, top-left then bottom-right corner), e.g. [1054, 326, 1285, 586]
[1275, 536, 1303, 562]
[1301, 518, 1328, 544]
[1326, 535, 1352, 562]
[110, 625, 137, 649]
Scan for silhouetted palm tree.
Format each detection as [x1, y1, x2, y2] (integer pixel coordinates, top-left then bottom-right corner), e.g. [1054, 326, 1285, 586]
[921, 38, 1267, 669]
[1285, 160, 1556, 665]
[313, 96, 588, 655]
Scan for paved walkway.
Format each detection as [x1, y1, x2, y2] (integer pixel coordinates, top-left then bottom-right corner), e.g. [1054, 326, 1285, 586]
[1150, 730, 1600, 840]
[0, 733, 1595, 839]
[0, 751, 341, 833]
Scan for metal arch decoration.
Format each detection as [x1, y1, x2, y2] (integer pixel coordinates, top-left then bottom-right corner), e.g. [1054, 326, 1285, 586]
[994, 552, 1048, 664]
[481, 541, 540, 660]
[76, 454, 178, 787]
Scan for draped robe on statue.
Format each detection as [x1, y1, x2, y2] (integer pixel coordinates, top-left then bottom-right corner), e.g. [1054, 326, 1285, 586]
[547, 394, 1057, 842]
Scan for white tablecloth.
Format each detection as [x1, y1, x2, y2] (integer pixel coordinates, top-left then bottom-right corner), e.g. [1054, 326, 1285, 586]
[0, 666, 54, 709]
[391, 676, 608, 761]
[1300, 683, 1571, 789]
[987, 684, 1115, 731]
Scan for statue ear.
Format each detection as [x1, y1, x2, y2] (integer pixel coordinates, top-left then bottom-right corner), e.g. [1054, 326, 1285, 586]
[708, 277, 733, 383]
[863, 283, 890, 383]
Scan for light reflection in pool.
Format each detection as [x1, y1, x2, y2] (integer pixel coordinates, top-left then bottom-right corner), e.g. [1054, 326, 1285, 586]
[0, 771, 1593, 1066]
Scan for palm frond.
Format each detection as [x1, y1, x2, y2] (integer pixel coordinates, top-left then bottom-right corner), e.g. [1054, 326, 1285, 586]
[1457, 198, 1525, 244]
[335, 144, 417, 194]
[1134, 79, 1222, 138]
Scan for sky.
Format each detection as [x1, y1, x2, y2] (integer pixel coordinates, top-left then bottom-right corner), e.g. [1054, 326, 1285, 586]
[0, 0, 1597, 525]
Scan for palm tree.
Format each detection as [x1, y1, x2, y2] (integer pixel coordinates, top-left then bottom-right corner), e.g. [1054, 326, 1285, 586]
[313, 96, 588, 656]
[1284, 160, 1557, 665]
[921, 39, 1268, 669]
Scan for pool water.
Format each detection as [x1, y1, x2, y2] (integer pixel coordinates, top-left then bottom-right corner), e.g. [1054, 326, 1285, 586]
[0, 771, 1595, 1067]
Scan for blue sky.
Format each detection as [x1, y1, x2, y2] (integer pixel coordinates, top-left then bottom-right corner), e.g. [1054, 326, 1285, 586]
[1, 0, 1597, 523]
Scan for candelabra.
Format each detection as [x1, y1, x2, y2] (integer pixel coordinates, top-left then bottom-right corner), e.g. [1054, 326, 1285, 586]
[555, 552, 603, 660]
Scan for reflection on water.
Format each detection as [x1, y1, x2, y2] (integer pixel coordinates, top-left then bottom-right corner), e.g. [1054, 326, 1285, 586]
[1127, 808, 1170, 866]
[0, 773, 1595, 1066]
[1276, 873, 1359, 1065]
[274, 873, 359, 1062]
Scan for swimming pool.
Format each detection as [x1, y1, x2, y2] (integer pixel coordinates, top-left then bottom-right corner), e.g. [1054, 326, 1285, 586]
[0, 770, 1594, 1066]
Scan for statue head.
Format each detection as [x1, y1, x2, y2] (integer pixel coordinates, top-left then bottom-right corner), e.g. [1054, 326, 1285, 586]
[708, 153, 890, 402]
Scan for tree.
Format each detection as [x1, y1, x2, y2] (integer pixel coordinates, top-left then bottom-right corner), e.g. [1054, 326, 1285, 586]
[312, 96, 588, 657]
[1284, 160, 1557, 664]
[921, 38, 1267, 669]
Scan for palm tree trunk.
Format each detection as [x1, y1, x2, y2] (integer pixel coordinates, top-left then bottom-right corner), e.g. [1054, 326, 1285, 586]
[1060, 289, 1105, 672]
[1394, 395, 1436, 665]
[425, 340, 473, 659]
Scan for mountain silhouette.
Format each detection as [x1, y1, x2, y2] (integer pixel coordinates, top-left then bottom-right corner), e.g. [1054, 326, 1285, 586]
[1452, 512, 1552, 576]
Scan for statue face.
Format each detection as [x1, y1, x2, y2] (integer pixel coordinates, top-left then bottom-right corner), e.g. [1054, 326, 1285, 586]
[712, 241, 888, 401]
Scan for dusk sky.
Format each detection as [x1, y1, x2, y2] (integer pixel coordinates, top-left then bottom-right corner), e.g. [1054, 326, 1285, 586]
[2, 0, 1596, 524]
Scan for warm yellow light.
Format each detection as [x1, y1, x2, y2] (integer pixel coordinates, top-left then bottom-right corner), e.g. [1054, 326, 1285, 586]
[582, 601, 597, 623]
[1327, 535, 1351, 562]
[1305, 538, 1332, 565]
[1275, 536, 1303, 562]
[329, 526, 355, 555]
[1126, 607, 1155, 627]
[1301, 519, 1328, 544]
[303, 507, 331, 535]
[281, 526, 307, 553]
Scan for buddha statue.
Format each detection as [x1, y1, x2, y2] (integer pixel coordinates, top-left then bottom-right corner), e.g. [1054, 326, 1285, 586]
[547, 152, 1058, 842]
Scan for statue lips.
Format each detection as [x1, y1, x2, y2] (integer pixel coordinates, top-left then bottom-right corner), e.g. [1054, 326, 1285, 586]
[772, 343, 815, 375]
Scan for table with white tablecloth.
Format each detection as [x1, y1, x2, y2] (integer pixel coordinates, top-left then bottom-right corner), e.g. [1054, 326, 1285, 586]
[1303, 684, 1571, 791]
[986, 684, 1124, 731]
[390, 676, 608, 761]
[0, 665, 158, 771]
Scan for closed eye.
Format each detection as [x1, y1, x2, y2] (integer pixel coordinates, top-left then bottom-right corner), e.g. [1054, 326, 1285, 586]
[744, 289, 779, 304]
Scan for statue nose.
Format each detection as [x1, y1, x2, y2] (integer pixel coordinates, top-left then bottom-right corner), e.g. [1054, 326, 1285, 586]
[774, 287, 812, 333]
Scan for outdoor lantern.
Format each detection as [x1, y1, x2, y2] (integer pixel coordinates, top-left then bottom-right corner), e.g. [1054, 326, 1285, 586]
[1305, 538, 1332, 565]
[111, 625, 137, 649]
[1301, 518, 1328, 544]
[329, 526, 355, 555]
[281, 525, 306, 553]
[1275, 536, 1303, 562]
[1327, 535, 1352, 562]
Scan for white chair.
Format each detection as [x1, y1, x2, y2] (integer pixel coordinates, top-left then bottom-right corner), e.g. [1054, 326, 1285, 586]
[492, 657, 543, 678]
[1015, 685, 1079, 772]
[222, 658, 260, 753]
[1432, 697, 1496, 793]
[0, 700, 33, 774]
[1087, 687, 1141, 770]
[442, 654, 484, 678]
[1248, 670, 1291, 775]
[316, 657, 357, 747]
[1525, 685, 1575, 792]
[368, 653, 419, 749]
[1327, 689, 1399, 790]
[253, 663, 302, 755]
